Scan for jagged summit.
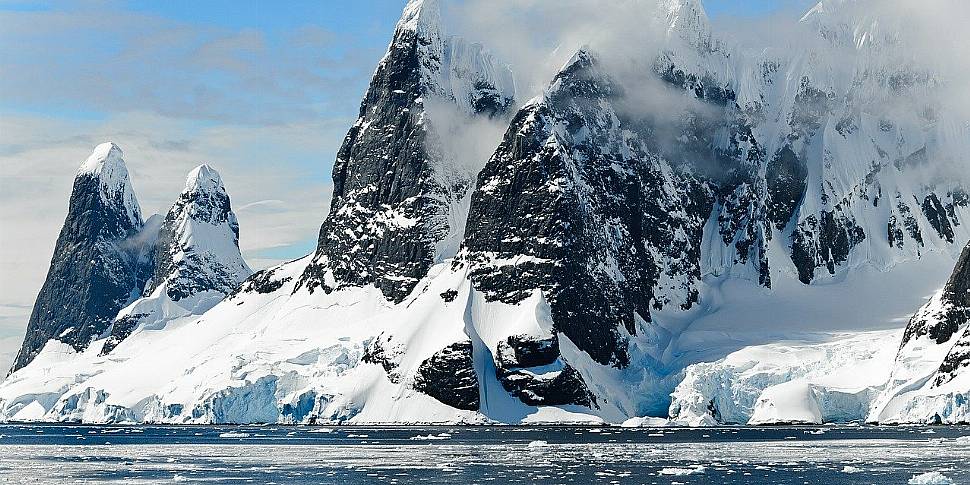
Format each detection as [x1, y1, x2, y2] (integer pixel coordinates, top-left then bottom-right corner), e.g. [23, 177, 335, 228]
[144, 163, 250, 300]
[295, 0, 515, 303]
[660, 0, 712, 46]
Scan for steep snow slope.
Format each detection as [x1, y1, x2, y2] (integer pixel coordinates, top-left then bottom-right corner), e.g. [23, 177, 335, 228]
[869, 242, 970, 424]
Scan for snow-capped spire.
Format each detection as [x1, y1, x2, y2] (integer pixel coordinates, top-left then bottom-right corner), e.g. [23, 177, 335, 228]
[142, 164, 251, 301]
[99, 163, 252, 354]
[559, 47, 596, 72]
[78, 141, 123, 174]
[396, 0, 441, 37]
[10, 143, 148, 371]
[184, 164, 224, 194]
[546, 47, 616, 100]
[76, 141, 141, 231]
[295, 0, 514, 303]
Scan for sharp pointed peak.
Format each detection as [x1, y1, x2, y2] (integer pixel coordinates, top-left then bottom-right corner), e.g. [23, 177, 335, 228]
[396, 0, 441, 37]
[553, 47, 605, 82]
[184, 164, 225, 193]
[73, 142, 141, 225]
[78, 142, 125, 176]
[660, 0, 713, 48]
[563, 47, 597, 68]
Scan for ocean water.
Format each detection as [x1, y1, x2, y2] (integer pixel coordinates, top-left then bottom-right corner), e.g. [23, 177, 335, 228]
[0, 424, 968, 484]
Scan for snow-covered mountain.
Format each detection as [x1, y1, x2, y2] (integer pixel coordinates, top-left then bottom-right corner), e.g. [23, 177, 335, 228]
[0, 150, 251, 421]
[2, 0, 969, 425]
[9, 142, 150, 373]
[100, 164, 252, 355]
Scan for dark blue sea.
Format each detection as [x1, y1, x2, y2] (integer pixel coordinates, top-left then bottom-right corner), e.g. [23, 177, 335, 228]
[0, 424, 968, 484]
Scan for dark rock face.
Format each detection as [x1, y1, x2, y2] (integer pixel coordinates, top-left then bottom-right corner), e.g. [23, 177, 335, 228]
[901, 242, 970, 348]
[412, 341, 480, 411]
[658, 63, 736, 107]
[496, 335, 559, 369]
[790, 209, 866, 284]
[922, 194, 955, 243]
[896, 198, 924, 247]
[497, 365, 594, 407]
[926, 244, 970, 386]
[766, 145, 807, 230]
[296, 1, 514, 304]
[493, 334, 594, 407]
[232, 266, 292, 296]
[99, 313, 148, 355]
[11, 145, 148, 372]
[934, 334, 970, 386]
[463, 51, 713, 371]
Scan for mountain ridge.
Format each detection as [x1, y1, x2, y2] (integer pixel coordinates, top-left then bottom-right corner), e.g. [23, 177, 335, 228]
[3, 0, 970, 425]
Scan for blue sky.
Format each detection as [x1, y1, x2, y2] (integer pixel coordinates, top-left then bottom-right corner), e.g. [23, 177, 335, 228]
[704, 0, 814, 17]
[0, 0, 816, 369]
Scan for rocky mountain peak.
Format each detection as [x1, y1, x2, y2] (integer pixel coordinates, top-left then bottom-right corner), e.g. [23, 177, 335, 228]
[900, 242, 970, 349]
[100, 164, 251, 355]
[75, 141, 142, 233]
[660, 0, 712, 44]
[294, 0, 515, 303]
[144, 164, 250, 301]
[10, 143, 149, 372]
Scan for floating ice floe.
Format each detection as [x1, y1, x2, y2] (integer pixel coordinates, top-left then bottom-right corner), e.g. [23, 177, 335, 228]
[909, 471, 955, 484]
